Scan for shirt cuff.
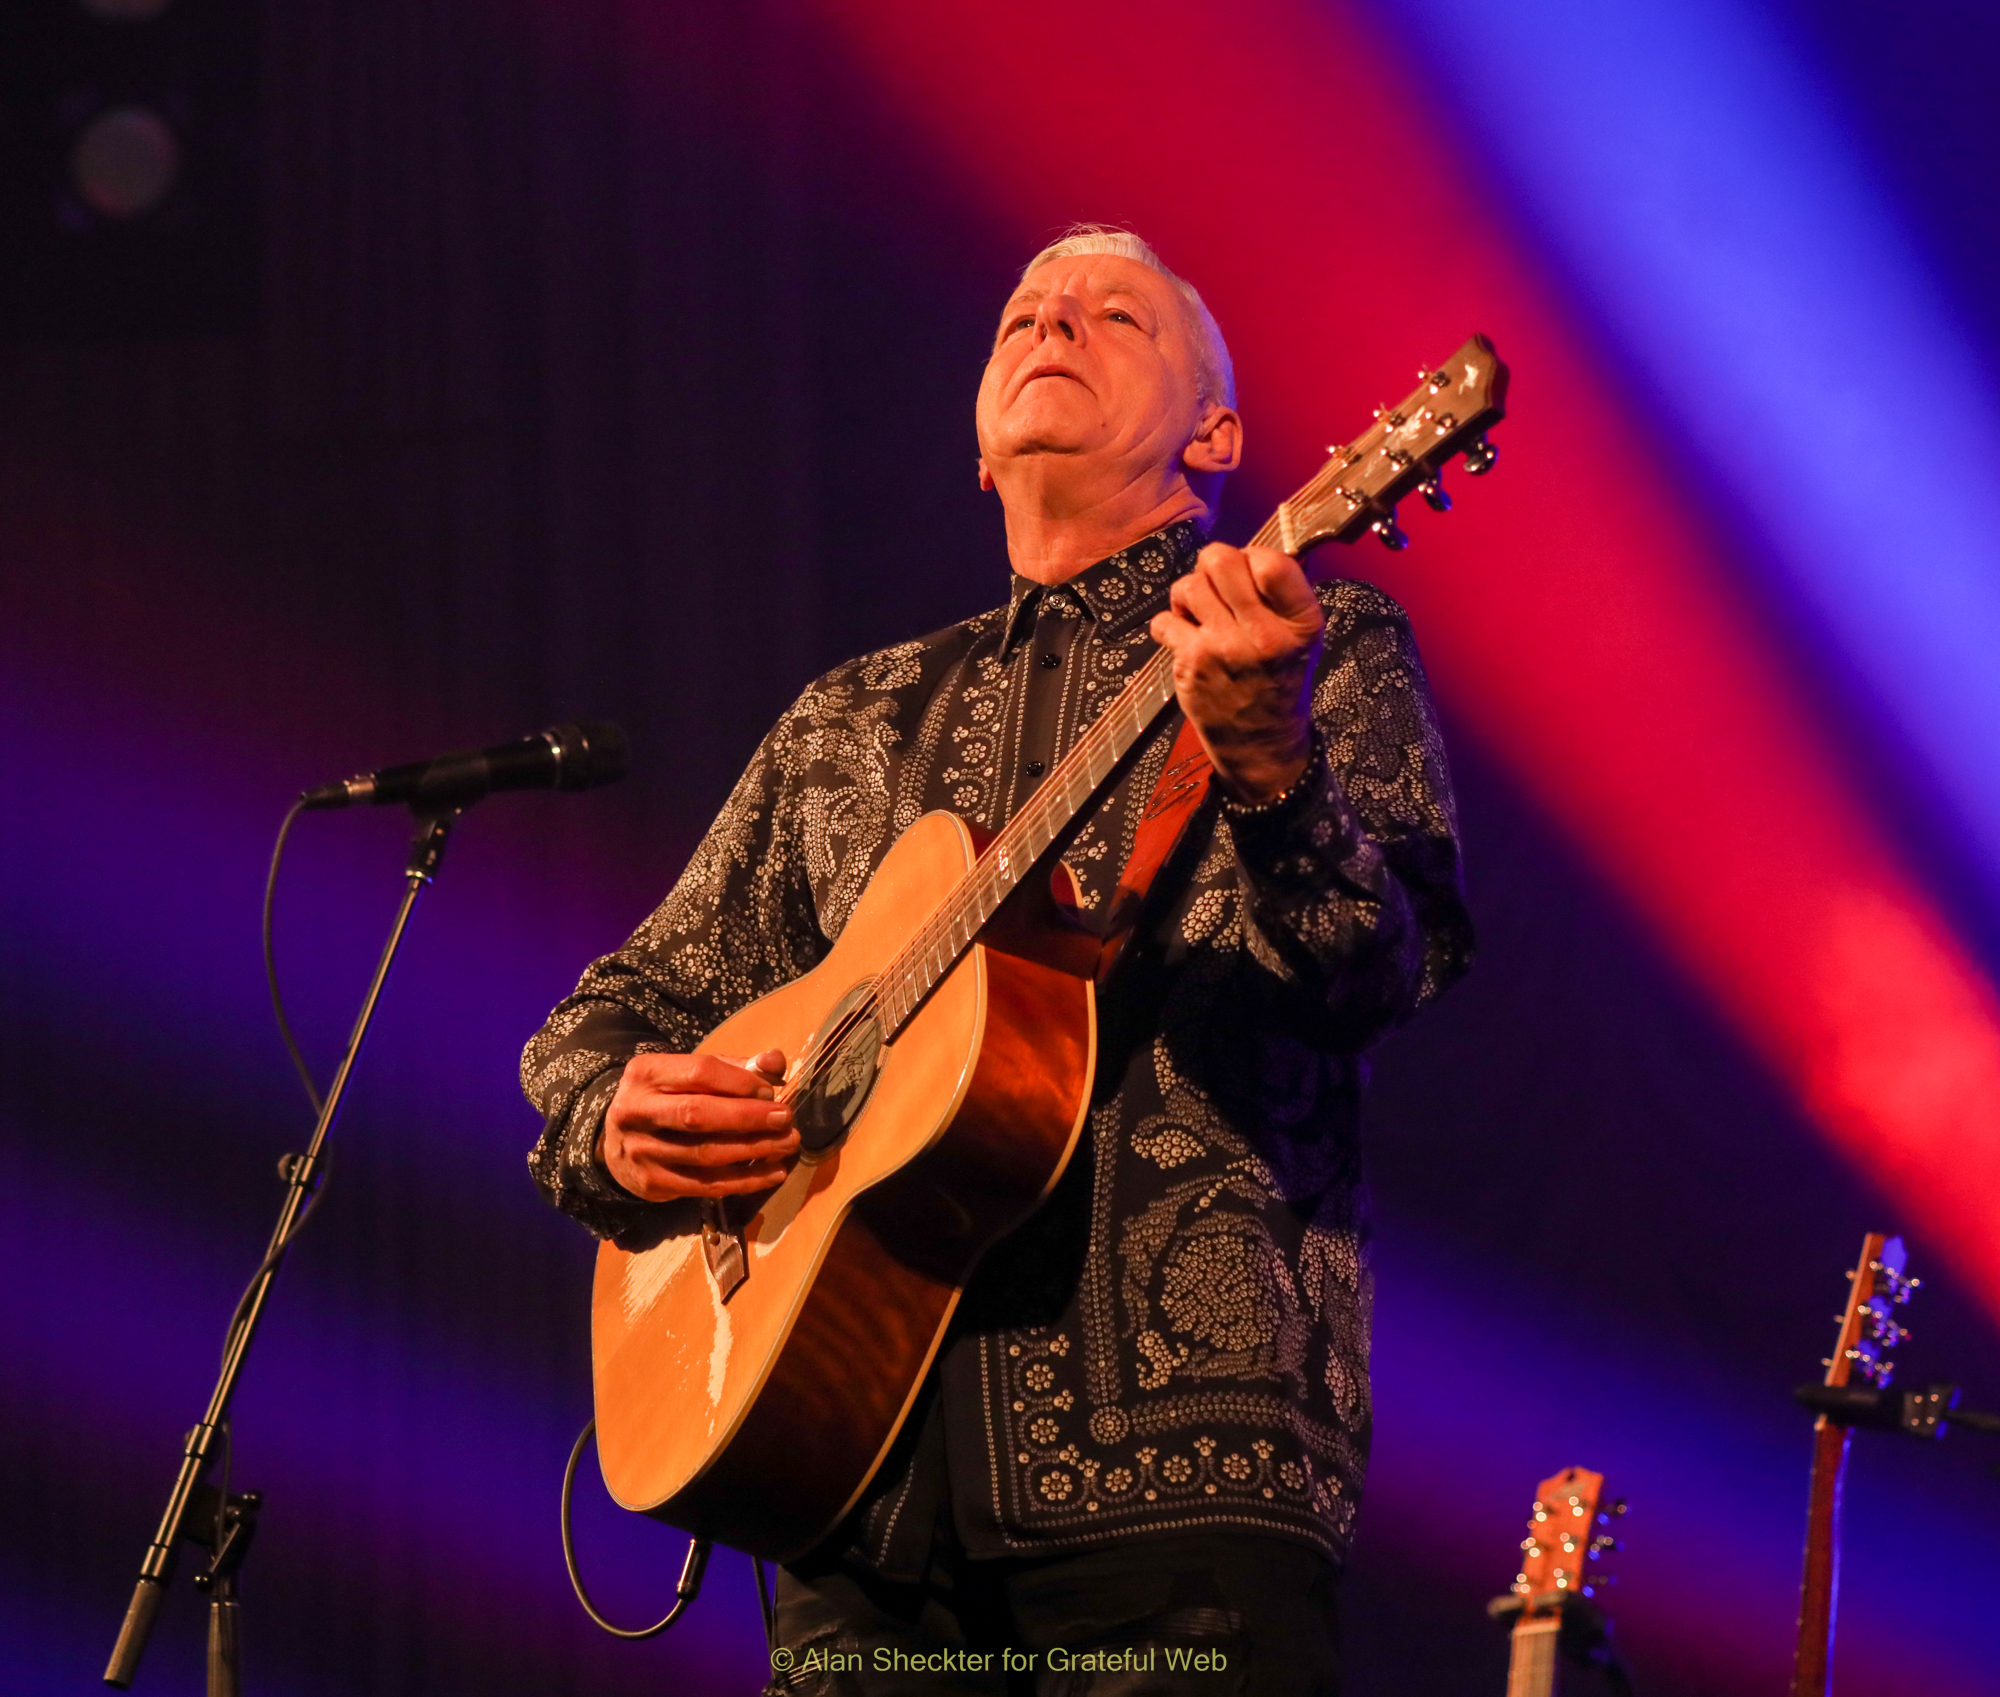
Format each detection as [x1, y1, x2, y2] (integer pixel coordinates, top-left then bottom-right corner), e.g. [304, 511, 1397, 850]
[1216, 730, 1332, 834]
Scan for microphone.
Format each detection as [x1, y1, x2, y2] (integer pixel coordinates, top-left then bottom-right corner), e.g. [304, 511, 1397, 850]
[300, 721, 629, 813]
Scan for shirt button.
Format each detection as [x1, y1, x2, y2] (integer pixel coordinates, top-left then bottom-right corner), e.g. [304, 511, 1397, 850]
[1025, 759, 1046, 777]
[1040, 651, 1061, 668]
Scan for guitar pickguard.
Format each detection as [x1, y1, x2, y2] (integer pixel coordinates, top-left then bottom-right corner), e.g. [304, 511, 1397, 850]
[792, 979, 885, 1157]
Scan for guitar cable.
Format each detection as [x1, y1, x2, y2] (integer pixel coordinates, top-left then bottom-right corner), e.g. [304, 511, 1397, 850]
[560, 1419, 712, 1638]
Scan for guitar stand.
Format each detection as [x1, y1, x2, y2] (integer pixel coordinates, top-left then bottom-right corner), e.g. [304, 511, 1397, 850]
[1793, 1381, 2000, 1442]
[103, 810, 460, 1691]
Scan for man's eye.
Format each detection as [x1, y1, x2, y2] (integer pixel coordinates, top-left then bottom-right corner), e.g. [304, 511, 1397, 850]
[1007, 316, 1034, 334]
[1107, 311, 1133, 324]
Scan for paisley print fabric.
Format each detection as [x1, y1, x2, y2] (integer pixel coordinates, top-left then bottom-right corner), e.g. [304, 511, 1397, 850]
[521, 521, 1471, 1568]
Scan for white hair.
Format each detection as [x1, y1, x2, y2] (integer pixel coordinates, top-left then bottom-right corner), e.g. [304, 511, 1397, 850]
[1019, 225, 1236, 410]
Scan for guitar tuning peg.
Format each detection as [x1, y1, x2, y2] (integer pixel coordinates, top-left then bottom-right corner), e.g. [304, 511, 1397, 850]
[1372, 510, 1409, 550]
[1417, 473, 1451, 513]
[1461, 433, 1498, 476]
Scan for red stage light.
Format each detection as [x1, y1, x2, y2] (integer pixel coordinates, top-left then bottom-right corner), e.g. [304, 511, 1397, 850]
[804, 0, 2000, 1317]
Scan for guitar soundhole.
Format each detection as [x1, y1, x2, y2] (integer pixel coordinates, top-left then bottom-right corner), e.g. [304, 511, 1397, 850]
[793, 981, 882, 1156]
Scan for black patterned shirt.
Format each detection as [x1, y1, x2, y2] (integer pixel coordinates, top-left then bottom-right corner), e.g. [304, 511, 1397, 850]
[521, 521, 1471, 1571]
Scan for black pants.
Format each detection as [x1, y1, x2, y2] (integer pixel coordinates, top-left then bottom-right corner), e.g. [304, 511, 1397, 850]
[763, 1533, 1340, 1696]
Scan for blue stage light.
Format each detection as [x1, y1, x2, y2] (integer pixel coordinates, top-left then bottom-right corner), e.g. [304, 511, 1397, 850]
[1368, 0, 2000, 902]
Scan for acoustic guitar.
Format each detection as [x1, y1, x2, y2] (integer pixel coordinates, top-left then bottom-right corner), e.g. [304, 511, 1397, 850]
[590, 337, 1509, 1559]
[1790, 1232, 1915, 1697]
[1488, 1466, 1626, 1697]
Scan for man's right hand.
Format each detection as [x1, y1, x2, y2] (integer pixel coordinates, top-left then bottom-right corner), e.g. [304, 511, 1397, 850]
[600, 1050, 798, 1201]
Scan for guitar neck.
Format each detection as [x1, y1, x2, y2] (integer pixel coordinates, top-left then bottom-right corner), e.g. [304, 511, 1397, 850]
[1506, 1615, 1562, 1697]
[1790, 1418, 1852, 1697]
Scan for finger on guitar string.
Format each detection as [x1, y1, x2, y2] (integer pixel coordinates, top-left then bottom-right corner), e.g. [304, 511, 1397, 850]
[1193, 542, 1272, 624]
[631, 1127, 802, 1166]
[785, 994, 885, 1098]
[613, 1149, 796, 1202]
[1148, 541, 1323, 809]
[627, 1091, 795, 1135]
[602, 1049, 803, 1201]
[740, 1048, 787, 1081]
[626, 1050, 788, 1100]
[1166, 563, 1227, 631]
[1240, 543, 1321, 619]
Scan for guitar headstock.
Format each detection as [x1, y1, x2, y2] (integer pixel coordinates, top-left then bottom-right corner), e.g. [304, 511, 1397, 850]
[1510, 1465, 1624, 1611]
[1265, 334, 1508, 557]
[1821, 1232, 1916, 1389]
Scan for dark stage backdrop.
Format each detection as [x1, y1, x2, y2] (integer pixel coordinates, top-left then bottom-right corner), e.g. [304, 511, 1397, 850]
[3, 4, 1995, 1694]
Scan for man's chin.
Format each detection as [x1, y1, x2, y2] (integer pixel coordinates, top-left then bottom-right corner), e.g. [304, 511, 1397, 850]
[994, 393, 1109, 449]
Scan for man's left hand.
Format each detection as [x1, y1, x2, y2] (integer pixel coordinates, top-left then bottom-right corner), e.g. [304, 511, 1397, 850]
[1149, 542, 1324, 805]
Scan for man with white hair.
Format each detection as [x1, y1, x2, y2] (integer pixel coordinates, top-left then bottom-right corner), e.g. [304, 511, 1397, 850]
[524, 227, 1471, 1693]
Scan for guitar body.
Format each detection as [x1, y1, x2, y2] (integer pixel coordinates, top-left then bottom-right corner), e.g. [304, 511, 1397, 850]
[589, 810, 1097, 1559]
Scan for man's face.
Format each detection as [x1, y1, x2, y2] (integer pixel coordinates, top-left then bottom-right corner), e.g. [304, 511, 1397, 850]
[975, 254, 1210, 494]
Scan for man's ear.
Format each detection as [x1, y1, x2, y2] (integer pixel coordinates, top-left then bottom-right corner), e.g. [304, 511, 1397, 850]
[977, 457, 995, 492]
[1182, 405, 1243, 477]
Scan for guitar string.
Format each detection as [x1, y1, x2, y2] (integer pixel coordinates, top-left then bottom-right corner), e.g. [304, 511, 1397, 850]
[776, 648, 1175, 1106]
[774, 371, 1477, 1108]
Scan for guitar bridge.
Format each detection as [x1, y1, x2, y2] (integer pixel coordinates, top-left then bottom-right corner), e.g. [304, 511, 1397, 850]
[699, 1202, 748, 1302]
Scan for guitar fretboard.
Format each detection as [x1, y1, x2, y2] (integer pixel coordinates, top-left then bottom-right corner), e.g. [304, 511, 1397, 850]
[1507, 1616, 1561, 1697]
[874, 643, 1178, 1036]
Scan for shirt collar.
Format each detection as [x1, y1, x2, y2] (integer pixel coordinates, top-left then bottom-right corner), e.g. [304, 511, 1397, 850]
[1002, 519, 1206, 655]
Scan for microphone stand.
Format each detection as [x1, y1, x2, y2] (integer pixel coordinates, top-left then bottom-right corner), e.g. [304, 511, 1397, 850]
[105, 809, 460, 1694]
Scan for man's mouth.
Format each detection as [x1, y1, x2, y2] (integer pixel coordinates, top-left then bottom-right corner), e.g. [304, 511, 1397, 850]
[1019, 362, 1087, 394]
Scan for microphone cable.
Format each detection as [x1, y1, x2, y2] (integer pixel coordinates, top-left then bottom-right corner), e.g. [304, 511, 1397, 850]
[263, 797, 323, 1115]
[212, 801, 341, 1373]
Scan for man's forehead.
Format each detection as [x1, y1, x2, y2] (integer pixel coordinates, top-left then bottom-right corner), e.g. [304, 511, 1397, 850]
[1003, 256, 1172, 312]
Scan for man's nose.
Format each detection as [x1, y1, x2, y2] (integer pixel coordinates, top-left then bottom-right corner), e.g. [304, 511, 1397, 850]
[1034, 294, 1082, 346]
